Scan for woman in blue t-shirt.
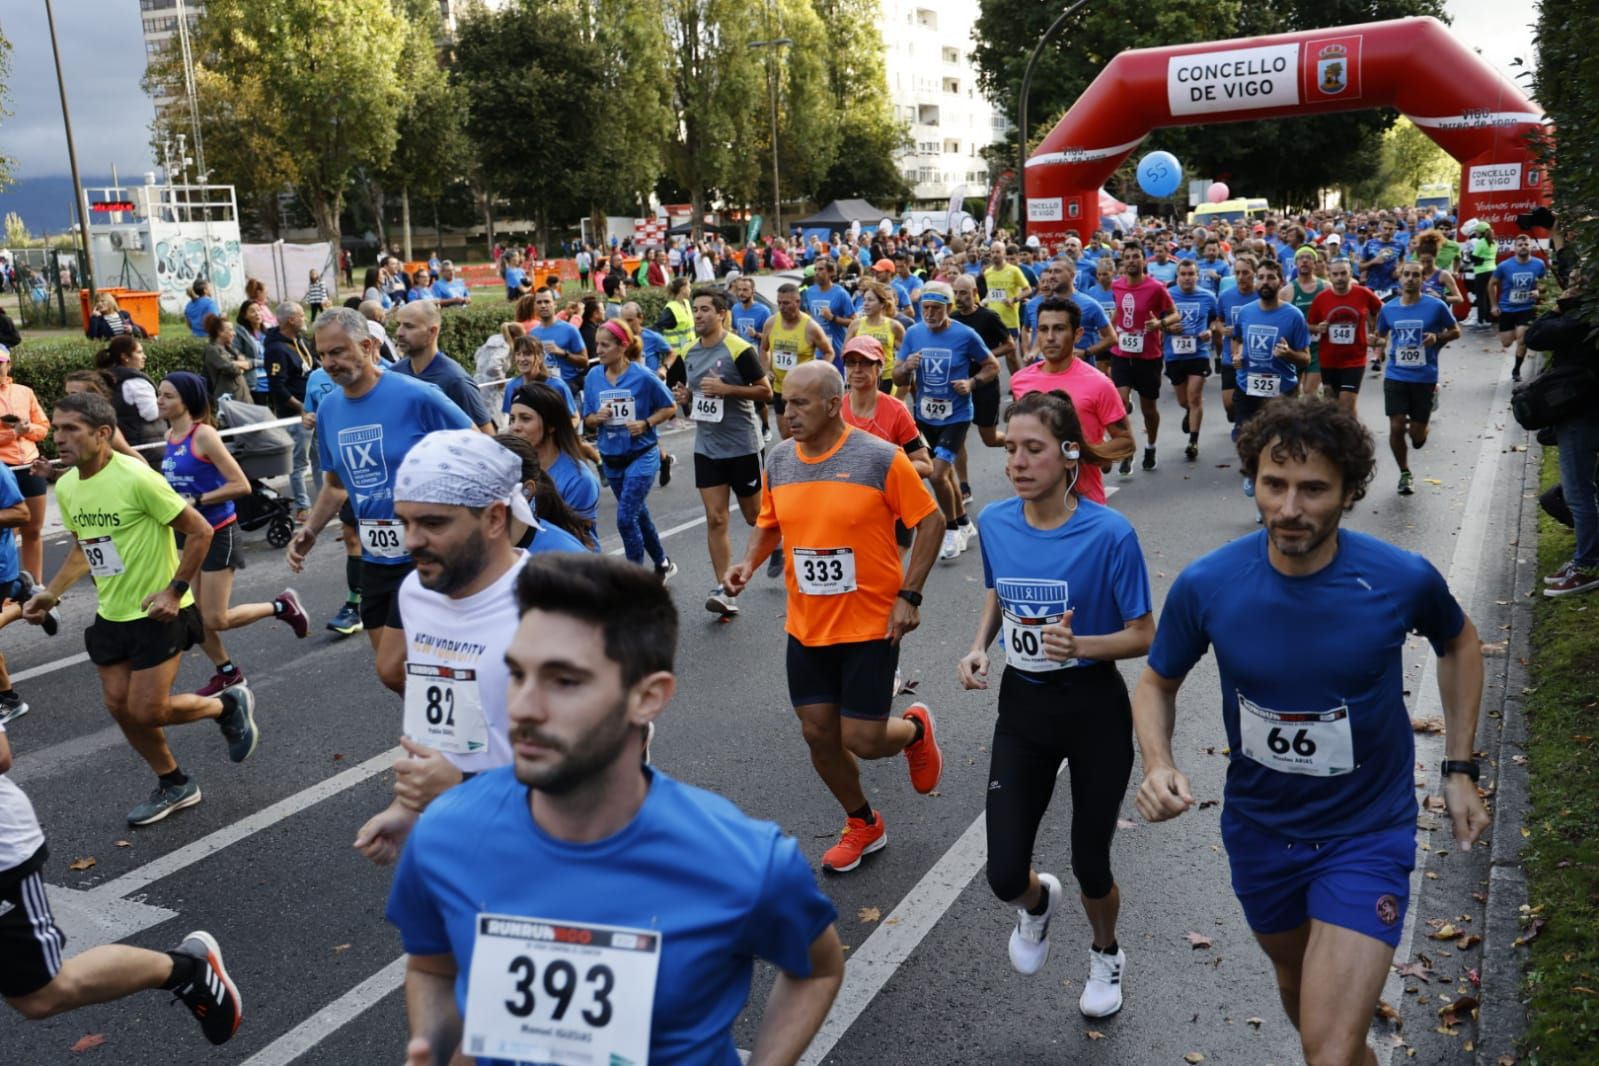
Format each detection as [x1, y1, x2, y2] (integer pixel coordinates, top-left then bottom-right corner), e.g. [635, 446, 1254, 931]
[502, 336, 578, 419]
[507, 381, 600, 539]
[158, 372, 308, 697]
[957, 388, 1154, 1021]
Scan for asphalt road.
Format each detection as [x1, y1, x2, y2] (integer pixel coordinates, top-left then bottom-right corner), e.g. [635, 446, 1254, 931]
[2, 327, 1531, 1065]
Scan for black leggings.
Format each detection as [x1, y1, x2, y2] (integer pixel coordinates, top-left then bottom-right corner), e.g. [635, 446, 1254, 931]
[985, 662, 1133, 903]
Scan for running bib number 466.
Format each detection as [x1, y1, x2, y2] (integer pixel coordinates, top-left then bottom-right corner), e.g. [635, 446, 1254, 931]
[690, 393, 724, 423]
[464, 914, 661, 1066]
[1237, 694, 1354, 777]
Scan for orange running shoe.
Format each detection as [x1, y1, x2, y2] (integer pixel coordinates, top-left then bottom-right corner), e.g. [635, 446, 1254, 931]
[902, 702, 943, 794]
[822, 812, 886, 873]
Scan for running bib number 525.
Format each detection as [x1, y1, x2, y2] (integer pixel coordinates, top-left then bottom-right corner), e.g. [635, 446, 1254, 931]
[1245, 373, 1280, 398]
[359, 519, 406, 558]
[80, 535, 126, 578]
[463, 914, 661, 1066]
[1236, 693, 1354, 777]
[792, 547, 856, 595]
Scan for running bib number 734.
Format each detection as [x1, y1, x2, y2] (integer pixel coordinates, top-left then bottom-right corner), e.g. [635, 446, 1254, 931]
[463, 914, 661, 1066]
[1236, 693, 1354, 777]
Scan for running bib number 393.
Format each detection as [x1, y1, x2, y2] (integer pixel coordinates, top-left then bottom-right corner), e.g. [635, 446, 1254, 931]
[80, 535, 126, 578]
[464, 914, 661, 1066]
[792, 547, 856, 596]
[1236, 693, 1354, 777]
[690, 393, 724, 423]
[359, 519, 406, 559]
[919, 395, 953, 422]
[402, 663, 487, 755]
[1002, 612, 1073, 672]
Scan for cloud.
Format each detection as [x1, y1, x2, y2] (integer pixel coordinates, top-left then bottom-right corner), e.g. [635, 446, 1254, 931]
[4, 0, 157, 180]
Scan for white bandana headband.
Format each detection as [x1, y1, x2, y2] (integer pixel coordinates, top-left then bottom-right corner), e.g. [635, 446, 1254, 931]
[395, 429, 539, 529]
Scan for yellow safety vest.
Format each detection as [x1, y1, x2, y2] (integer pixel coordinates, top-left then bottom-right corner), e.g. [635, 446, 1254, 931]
[663, 298, 694, 354]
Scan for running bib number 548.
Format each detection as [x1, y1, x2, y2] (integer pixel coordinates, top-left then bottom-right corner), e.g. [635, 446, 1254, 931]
[463, 914, 661, 1066]
[1237, 693, 1354, 777]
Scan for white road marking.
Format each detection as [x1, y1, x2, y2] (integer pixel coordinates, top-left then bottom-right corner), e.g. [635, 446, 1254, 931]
[1383, 361, 1517, 1063]
[48, 886, 178, 957]
[6, 724, 129, 786]
[10, 651, 91, 683]
[239, 955, 410, 1066]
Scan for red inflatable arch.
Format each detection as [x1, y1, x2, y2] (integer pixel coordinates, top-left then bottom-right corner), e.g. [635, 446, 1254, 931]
[1023, 17, 1548, 249]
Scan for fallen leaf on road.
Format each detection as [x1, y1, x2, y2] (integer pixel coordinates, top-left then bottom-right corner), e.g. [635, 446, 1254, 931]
[1424, 478, 1442, 486]
[1456, 934, 1482, 950]
[1480, 641, 1507, 657]
[1185, 931, 1213, 949]
[68, 857, 95, 871]
[1184, 1054, 1206, 1064]
[1436, 1025, 1459, 1036]
[1412, 716, 1445, 734]
[1514, 916, 1548, 947]
[1499, 1056, 1518, 1065]
[1430, 923, 1459, 940]
[1246, 1017, 1263, 1029]
[70, 1034, 107, 1052]
[1395, 960, 1434, 983]
[1085, 1030, 1105, 1040]
[1375, 999, 1404, 1028]
[1439, 994, 1479, 1026]
[113, 840, 132, 848]
[857, 906, 881, 923]
[1197, 799, 1219, 810]
[333, 753, 345, 762]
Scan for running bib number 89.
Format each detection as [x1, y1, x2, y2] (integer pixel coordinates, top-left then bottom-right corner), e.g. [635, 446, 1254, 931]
[464, 914, 660, 1066]
[80, 535, 126, 578]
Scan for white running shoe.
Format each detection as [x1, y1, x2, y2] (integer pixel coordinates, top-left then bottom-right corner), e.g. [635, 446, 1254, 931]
[957, 523, 976, 552]
[1079, 946, 1126, 1018]
[1007, 872, 1062, 976]
[939, 530, 960, 560]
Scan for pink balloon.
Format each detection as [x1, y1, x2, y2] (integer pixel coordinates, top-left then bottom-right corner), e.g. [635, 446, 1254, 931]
[1206, 182, 1230, 203]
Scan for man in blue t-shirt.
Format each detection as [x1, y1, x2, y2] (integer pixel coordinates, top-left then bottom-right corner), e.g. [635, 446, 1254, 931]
[390, 301, 495, 431]
[729, 276, 771, 350]
[1166, 260, 1223, 460]
[1131, 399, 1488, 1066]
[429, 261, 471, 307]
[892, 281, 999, 560]
[528, 288, 590, 393]
[1022, 261, 1113, 365]
[1195, 238, 1232, 296]
[1376, 262, 1461, 496]
[1359, 218, 1406, 297]
[287, 308, 476, 655]
[1488, 234, 1549, 381]
[387, 553, 843, 1066]
[801, 258, 855, 357]
[1230, 260, 1309, 437]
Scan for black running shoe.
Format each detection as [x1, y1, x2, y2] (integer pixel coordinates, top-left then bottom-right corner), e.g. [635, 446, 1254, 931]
[659, 453, 675, 487]
[170, 930, 243, 1045]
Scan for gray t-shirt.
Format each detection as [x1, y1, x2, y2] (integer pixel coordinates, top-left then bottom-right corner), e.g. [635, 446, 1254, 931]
[682, 335, 764, 459]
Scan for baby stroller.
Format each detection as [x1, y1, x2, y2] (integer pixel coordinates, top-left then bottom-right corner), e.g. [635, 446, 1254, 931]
[215, 396, 297, 548]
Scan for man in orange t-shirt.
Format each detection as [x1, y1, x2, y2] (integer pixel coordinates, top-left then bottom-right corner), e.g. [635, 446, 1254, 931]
[724, 360, 944, 874]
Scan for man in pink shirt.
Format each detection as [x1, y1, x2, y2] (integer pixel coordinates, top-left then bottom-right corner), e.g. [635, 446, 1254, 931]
[1011, 297, 1135, 505]
[1108, 247, 1179, 474]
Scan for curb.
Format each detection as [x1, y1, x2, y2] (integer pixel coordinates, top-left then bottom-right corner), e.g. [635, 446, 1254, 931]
[1474, 436, 1540, 1065]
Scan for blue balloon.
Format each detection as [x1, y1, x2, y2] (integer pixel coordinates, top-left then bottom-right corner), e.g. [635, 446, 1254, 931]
[1136, 151, 1183, 198]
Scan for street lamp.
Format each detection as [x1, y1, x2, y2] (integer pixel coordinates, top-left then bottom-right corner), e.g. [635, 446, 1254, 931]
[1017, 0, 1095, 243]
[43, 0, 97, 309]
[749, 37, 793, 242]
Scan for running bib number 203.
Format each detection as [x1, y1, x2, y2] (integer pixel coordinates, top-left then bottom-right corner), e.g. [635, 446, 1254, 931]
[359, 519, 406, 558]
[463, 914, 661, 1066]
[1236, 693, 1354, 777]
[80, 535, 126, 578]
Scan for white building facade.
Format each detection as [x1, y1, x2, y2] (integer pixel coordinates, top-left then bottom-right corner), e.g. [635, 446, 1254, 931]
[880, 0, 1008, 207]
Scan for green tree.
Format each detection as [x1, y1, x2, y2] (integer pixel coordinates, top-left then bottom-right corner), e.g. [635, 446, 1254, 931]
[4, 211, 28, 247]
[661, 0, 764, 229]
[1534, 0, 1588, 306]
[1347, 116, 1456, 208]
[172, 0, 410, 243]
[586, 0, 675, 217]
[809, 0, 909, 205]
[743, 0, 836, 212]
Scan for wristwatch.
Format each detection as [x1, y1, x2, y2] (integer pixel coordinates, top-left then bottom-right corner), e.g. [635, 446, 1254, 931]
[897, 589, 923, 608]
[169, 579, 191, 596]
[1441, 759, 1480, 783]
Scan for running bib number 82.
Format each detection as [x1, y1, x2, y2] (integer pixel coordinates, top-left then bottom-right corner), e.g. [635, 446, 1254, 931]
[464, 914, 660, 1066]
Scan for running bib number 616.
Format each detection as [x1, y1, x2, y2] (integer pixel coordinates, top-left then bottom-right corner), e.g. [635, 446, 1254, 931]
[464, 914, 660, 1066]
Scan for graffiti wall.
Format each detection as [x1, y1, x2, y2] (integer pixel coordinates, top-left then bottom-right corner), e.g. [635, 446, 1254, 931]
[150, 221, 246, 315]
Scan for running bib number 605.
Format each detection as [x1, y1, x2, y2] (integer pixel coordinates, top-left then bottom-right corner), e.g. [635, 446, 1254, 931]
[464, 914, 660, 1066]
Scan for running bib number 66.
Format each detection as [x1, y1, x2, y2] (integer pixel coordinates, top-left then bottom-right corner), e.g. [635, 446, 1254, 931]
[463, 914, 661, 1066]
[1236, 693, 1354, 777]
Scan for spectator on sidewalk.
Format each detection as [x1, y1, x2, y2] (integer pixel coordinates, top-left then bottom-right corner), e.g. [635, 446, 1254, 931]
[183, 280, 221, 339]
[88, 293, 137, 340]
[1527, 286, 1599, 597]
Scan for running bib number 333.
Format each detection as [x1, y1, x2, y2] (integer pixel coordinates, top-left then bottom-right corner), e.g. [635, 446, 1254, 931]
[1237, 693, 1354, 777]
[792, 547, 856, 595]
[464, 914, 660, 1066]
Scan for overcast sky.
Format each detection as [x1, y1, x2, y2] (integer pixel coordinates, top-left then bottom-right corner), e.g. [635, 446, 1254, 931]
[0, 0, 1540, 182]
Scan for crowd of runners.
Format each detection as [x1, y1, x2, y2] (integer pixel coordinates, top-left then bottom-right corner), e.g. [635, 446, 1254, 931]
[0, 200, 1561, 1063]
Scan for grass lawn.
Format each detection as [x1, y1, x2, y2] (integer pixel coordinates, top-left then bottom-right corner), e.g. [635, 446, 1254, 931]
[1520, 446, 1599, 1063]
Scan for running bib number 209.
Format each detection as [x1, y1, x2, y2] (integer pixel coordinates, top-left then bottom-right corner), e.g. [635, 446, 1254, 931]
[464, 914, 660, 1066]
[1236, 693, 1354, 777]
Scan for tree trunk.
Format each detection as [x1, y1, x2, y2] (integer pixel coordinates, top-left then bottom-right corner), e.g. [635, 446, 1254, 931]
[310, 189, 342, 250]
[691, 186, 705, 241]
[483, 194, 496, 259]
[401, 185, 413, 262]
[366, 177, 388, 250]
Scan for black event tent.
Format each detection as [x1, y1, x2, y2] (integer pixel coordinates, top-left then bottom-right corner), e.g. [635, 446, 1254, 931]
[792, 199, 895, 228]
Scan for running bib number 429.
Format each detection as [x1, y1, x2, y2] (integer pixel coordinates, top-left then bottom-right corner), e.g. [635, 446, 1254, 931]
[919, 395, 953, 422]
[1236, 693, 1354, 777]
[463, 914, 661, 1066]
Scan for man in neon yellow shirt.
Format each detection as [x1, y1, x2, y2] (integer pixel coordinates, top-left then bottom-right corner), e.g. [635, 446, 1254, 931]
[23, 393, 259, 827]
[982, 244, 1032, 347]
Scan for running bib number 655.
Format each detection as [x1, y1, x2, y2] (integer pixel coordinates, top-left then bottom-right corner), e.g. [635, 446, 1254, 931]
[464, 914, 660, 1066]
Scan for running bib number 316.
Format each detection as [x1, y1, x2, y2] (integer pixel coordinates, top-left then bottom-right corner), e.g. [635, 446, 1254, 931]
[464, 914, 661, 1066]
[1236, 694, 1354, 777]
